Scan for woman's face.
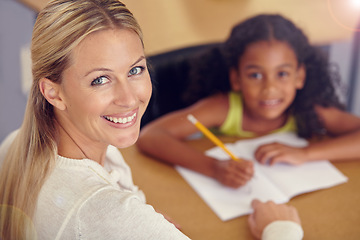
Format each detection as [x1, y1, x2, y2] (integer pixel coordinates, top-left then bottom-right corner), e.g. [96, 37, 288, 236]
[230, 40, 305, 121]
[56, 28, 152, 149]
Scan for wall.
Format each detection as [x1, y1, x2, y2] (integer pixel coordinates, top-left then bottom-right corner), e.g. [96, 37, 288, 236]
[0, 0, 35, 141]
[122, 0, 358, 55]
[21, 0, 360, 55]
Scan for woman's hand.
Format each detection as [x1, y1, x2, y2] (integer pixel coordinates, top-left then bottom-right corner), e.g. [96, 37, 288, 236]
[254, 142, 308, 165]
[213, 159, 254, 188]
[248, 199, 301, 239]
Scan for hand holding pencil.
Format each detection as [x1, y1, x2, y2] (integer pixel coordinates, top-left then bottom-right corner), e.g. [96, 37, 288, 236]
[187, 114, 254, 188]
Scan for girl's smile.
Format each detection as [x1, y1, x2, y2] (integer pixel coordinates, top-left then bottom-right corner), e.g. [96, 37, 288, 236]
[260, 99, 283, 108]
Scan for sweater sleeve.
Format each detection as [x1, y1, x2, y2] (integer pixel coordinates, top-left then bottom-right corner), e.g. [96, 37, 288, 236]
[75, 188, 190, 240]
[262, 221, 304, 240]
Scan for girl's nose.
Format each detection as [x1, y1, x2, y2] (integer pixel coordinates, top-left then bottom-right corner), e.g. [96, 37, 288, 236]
[262, 78, 278, 95]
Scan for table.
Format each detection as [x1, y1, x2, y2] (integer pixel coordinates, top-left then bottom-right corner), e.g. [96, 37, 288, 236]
[121, 137, 360, 240]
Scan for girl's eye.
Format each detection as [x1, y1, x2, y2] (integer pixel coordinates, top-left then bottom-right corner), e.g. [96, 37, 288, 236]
[249, 72, 262, 80]
[128, 66, 144, 76]
[91, 76, 109, 86]
[278, 71, 289, 78]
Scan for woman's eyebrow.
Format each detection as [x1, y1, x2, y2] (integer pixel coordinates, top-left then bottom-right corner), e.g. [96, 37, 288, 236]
[130, 55, 146, 67]
[84, 56, 146, 77]
[84, 68, 112, 77]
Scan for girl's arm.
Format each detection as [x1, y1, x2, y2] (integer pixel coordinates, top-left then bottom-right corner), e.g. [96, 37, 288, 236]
[303, 105, 360, 161]
[255, 106, 360, 164]
[137, 94, 254, 188]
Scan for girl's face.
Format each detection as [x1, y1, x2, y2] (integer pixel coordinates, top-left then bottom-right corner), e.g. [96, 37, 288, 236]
[230, 40, 305, 121]
[53, 28, 152, 149]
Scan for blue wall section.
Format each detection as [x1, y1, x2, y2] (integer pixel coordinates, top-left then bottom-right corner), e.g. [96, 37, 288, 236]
[0, 0, 35, 142]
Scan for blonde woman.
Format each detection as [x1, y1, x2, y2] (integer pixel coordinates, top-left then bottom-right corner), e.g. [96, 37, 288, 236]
[0, 0, 302, 239]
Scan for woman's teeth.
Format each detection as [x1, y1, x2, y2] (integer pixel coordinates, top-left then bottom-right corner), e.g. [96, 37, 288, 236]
[104, 113, 136, 124]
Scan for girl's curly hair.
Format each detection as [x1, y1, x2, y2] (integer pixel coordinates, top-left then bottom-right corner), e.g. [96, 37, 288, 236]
[183, 14, 345, 139]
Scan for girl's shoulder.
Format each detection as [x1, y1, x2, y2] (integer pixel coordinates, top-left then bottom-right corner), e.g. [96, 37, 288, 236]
[188, 93, 230, 127]
[194, 93, 230, 111]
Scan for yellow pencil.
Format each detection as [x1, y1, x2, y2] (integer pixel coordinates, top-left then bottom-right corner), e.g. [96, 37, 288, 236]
[187, 114, 241, 162]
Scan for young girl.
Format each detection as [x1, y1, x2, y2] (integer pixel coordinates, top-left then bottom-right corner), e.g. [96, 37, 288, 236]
[137, 14, 360, 188]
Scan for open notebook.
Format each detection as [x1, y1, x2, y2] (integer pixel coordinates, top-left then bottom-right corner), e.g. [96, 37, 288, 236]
[176, 132, 348, 221]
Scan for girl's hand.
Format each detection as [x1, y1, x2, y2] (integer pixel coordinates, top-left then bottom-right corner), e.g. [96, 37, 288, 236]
[248, 199, 301, 239]
[213, 159, 254, 188]
[254, 142, 308, 165]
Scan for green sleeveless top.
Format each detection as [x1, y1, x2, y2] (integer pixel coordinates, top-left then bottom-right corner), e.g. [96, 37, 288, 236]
[218, 92, 297, 137]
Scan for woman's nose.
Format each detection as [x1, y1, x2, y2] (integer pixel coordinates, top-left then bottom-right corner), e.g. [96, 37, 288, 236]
[113, 81, 137, 107]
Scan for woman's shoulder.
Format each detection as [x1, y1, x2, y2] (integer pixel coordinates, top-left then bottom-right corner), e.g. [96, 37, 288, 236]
[37, 160, 145, 222]
[73, 188, 188, 240]
[35, 183, 147, 239]
[37, 180, 187, 239]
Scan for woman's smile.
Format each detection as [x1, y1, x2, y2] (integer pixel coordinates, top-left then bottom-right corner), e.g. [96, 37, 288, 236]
[102, 111, 138, 128]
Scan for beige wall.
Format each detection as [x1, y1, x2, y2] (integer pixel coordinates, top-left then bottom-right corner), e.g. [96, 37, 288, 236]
[122, 0, 359, 55]
[20, 0, 360, 55]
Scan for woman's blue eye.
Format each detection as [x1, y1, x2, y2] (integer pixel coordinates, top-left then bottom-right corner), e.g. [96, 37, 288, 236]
[91, 76, 109, 86]
[129, 66, 144, 76]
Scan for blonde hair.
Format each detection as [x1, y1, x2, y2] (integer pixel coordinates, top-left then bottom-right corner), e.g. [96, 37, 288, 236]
[0, 0, 142, 238]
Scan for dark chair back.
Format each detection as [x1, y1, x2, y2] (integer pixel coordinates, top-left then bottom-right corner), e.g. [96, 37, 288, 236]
[142, 43, 220, 127]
